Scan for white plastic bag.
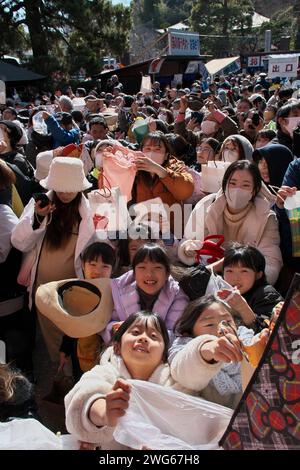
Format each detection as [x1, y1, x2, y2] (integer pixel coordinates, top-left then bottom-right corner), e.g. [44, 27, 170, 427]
[88, 187, 131, 234]
[113, 380, 232, 450]
[201, 161, 231, 194]
[205, 272, 233, 296]
[32, 111, 48, 135]
[284, 190, 300, 210]
[0, 418, 79, 450]
[140, 76, 152, 94]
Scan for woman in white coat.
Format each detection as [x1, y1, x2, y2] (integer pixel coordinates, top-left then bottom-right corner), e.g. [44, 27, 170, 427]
[11, 157, 95, 363]
[178, 160, 282, 285]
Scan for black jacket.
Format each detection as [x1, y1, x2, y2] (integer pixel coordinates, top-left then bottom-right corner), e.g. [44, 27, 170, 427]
[243, 280, 283, 332]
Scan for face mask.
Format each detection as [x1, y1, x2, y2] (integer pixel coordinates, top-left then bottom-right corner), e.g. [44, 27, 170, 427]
[123, 107, 131, 112]
[172, 110, 179, 118]
[223, 149, 239, 162]
[285, 117, 300, 136]
[201, 120, 217, 135]
[225, 187, 252, 210]
[143, 150, 165, 165]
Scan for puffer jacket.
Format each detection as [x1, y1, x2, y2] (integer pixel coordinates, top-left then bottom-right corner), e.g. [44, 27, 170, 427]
[101, 270, 189, 343]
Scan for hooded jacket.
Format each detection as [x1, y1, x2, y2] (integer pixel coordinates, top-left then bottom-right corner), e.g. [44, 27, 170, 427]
[252, 143, 293, 187]
[222, 134, 254, 161]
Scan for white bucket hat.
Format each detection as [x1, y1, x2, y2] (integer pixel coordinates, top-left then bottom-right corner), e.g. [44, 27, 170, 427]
[35, 278, 113, 337]
[39, 156, 92, 192]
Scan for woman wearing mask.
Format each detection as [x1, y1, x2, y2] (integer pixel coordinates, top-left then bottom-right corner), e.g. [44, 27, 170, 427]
[219, 135, 254, 163]
[179, 160, 282, 285]
[11, 157, 95, 365]
[271, 102, 300, 155]
[133, 132, 194, 232]
[174, 98, 238, 149]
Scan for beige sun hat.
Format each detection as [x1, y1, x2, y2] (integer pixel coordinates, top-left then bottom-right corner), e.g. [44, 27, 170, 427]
[39, 156, 92, 193]
[35, 278, 113, 337]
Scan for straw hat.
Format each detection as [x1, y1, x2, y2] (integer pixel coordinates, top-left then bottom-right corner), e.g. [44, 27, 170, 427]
[39, 157, 92, 192]
[35, 278, 113, 337]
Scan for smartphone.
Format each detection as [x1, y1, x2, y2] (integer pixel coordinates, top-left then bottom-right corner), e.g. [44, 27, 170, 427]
[191, 111, 203, 124]
[33, 193, 50, 208]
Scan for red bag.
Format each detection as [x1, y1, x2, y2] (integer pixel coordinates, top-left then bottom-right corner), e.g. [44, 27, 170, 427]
[195, 235, 225, 265]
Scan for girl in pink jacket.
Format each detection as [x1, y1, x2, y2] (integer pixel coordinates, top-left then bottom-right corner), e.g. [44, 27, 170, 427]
[102, 243, 189, 343]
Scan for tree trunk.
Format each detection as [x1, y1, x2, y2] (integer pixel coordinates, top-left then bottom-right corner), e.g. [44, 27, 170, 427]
[23, 0, 48, 59]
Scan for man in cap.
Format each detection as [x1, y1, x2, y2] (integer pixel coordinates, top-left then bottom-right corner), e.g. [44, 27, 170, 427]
[84, 95, 104, 115]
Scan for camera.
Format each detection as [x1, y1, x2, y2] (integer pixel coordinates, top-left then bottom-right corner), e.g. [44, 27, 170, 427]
[252, 112, 260, 127]
[33, 193, 50, 208]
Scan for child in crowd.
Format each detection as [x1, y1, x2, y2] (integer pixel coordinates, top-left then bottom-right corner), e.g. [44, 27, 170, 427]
[117, 223, 178, 276]
[217, 243, 283, 332]
[64, 311, 173, 449]
[59, 242, 116, 381]
[254, 129, 276, 149]
[169, 295, 268, 409]
[102, 243, 189, 343]
[0, 363, 38, 422]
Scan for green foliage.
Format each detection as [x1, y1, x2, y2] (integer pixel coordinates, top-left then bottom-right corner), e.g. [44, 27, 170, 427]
[257, 6, 295, 50]
[0, 0, 131, 76]
[189, 0, 254, 57]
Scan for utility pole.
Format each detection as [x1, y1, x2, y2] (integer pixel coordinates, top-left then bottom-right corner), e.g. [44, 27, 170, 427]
[222, 0, 230, 57]
[295, 0, 300, 50]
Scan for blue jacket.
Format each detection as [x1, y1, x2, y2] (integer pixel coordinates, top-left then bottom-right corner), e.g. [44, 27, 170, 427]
[45, 115, 80, 148]
[275, 158, 300, 269]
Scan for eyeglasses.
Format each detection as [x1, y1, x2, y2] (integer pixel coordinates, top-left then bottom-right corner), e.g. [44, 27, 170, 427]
[197, 147, 212, 153]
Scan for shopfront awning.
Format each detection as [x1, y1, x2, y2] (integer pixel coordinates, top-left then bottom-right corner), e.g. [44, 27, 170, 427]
[0, 60, 45, 82]
[205, 56, 240, 76]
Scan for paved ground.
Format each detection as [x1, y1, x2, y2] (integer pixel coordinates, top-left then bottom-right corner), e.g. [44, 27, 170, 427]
[33, 326, 68, 434]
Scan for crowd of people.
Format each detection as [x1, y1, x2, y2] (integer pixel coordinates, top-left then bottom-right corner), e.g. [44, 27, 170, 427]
[1, 69, 300, 449]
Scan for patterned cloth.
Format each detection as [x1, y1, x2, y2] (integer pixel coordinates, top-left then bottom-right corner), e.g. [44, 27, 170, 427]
[288, 208, 300, 257]
[219, 274, 300, 450]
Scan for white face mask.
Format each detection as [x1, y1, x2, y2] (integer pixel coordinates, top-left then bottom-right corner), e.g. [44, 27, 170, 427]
[201, 120, 217, 135]
[225, 187, 252, 210]
[172, 110, 179, 118]
[223, 149, 239, 162]
[285, 117, 300, 137]
[143, 150, 165, 165]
